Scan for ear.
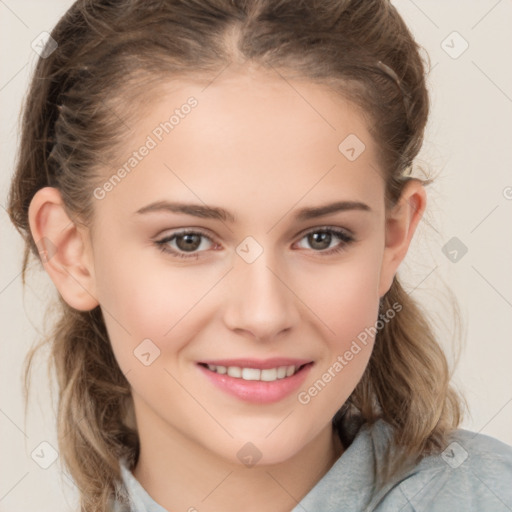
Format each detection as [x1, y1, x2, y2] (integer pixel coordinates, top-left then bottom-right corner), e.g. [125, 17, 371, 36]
[28, 186, 99, 311]
[378, 179, 427, 298]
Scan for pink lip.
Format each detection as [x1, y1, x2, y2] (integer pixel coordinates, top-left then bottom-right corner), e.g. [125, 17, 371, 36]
[197, 360, 314, 404]
[198, 357, 312, 369]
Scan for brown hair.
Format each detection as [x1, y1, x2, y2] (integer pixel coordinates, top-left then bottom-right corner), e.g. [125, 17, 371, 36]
[8, 0, 465, 509]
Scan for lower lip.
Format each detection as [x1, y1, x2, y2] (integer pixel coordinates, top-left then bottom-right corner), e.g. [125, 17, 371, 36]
[197, 363, 314, 404]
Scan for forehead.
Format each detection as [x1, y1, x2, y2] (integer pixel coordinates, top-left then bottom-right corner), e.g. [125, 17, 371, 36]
[97, 66, 384, 219]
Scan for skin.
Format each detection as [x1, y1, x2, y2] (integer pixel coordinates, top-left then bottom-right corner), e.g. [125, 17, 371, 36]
[28, 62, 426, 512]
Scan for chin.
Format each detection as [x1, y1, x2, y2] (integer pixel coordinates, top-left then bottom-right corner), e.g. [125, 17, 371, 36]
[220, 431, 310, 468]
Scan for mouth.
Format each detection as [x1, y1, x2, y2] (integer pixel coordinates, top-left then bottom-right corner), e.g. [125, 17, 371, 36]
[198, 362, 311, 382]
[196, 359, 314, 403]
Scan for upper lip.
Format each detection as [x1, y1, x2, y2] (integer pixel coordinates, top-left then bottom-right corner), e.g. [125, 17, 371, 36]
[198, 358, 313, 369]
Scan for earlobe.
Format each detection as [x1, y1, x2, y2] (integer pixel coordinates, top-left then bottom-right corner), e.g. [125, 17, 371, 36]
[28, 186, 99, 311]
[378, 179, 427, 298]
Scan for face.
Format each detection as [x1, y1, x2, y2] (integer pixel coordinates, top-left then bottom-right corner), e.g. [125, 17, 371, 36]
[84, 65, 396, 465]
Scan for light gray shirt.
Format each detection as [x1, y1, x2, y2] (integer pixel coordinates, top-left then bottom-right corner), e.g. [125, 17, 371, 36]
[112, 419, 512, 511]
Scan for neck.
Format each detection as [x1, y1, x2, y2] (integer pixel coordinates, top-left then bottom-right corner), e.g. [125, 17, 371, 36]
[132, 409, 344, 512]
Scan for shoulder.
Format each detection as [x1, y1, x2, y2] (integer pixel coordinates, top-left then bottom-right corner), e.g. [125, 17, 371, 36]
[374, 426, 512, 511]
[294, 419, 512, 512]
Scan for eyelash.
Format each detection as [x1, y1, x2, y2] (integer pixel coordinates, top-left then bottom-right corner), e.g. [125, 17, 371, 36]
[154, 226, 355, 260]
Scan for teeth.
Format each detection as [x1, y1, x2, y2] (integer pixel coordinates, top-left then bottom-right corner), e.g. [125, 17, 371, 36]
[242, 368, 261, 380]
[205, 364, 302, 381]
[227, 366, 242, 378]
[260, 368, 277, 381]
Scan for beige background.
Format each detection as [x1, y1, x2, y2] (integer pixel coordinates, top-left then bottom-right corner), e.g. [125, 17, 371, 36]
[1, 1, 511, 510]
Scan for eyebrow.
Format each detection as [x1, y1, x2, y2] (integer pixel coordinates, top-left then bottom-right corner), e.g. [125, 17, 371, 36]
[134, 199, 371, 223]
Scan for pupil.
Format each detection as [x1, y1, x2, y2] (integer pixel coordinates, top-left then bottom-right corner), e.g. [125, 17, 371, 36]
[177, 234, 200, 251]
[310, 232, 331, 250]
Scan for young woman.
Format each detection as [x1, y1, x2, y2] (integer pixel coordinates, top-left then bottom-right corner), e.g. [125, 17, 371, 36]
[8, 0, 512, 510]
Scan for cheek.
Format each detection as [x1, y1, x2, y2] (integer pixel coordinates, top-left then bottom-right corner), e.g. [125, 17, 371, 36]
[295, 249, 383, 406]
[94, 227, 383, 380]
[92, 241, 221, 368]
[297, 294, 379, 424]
[300, 248, 383, 338]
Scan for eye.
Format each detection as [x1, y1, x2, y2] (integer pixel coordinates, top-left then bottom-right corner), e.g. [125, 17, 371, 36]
[154, 230, 217, 259]
[294, 227, 355, 255]
[154, 226, 355, 260]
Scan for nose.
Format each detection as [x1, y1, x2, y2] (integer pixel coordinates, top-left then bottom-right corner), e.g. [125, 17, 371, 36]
[222, 250, 300, 341]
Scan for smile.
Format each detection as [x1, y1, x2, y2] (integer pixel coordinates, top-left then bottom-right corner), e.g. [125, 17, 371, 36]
[200, 363, 306, 382]
[197, 359, 314, 403]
